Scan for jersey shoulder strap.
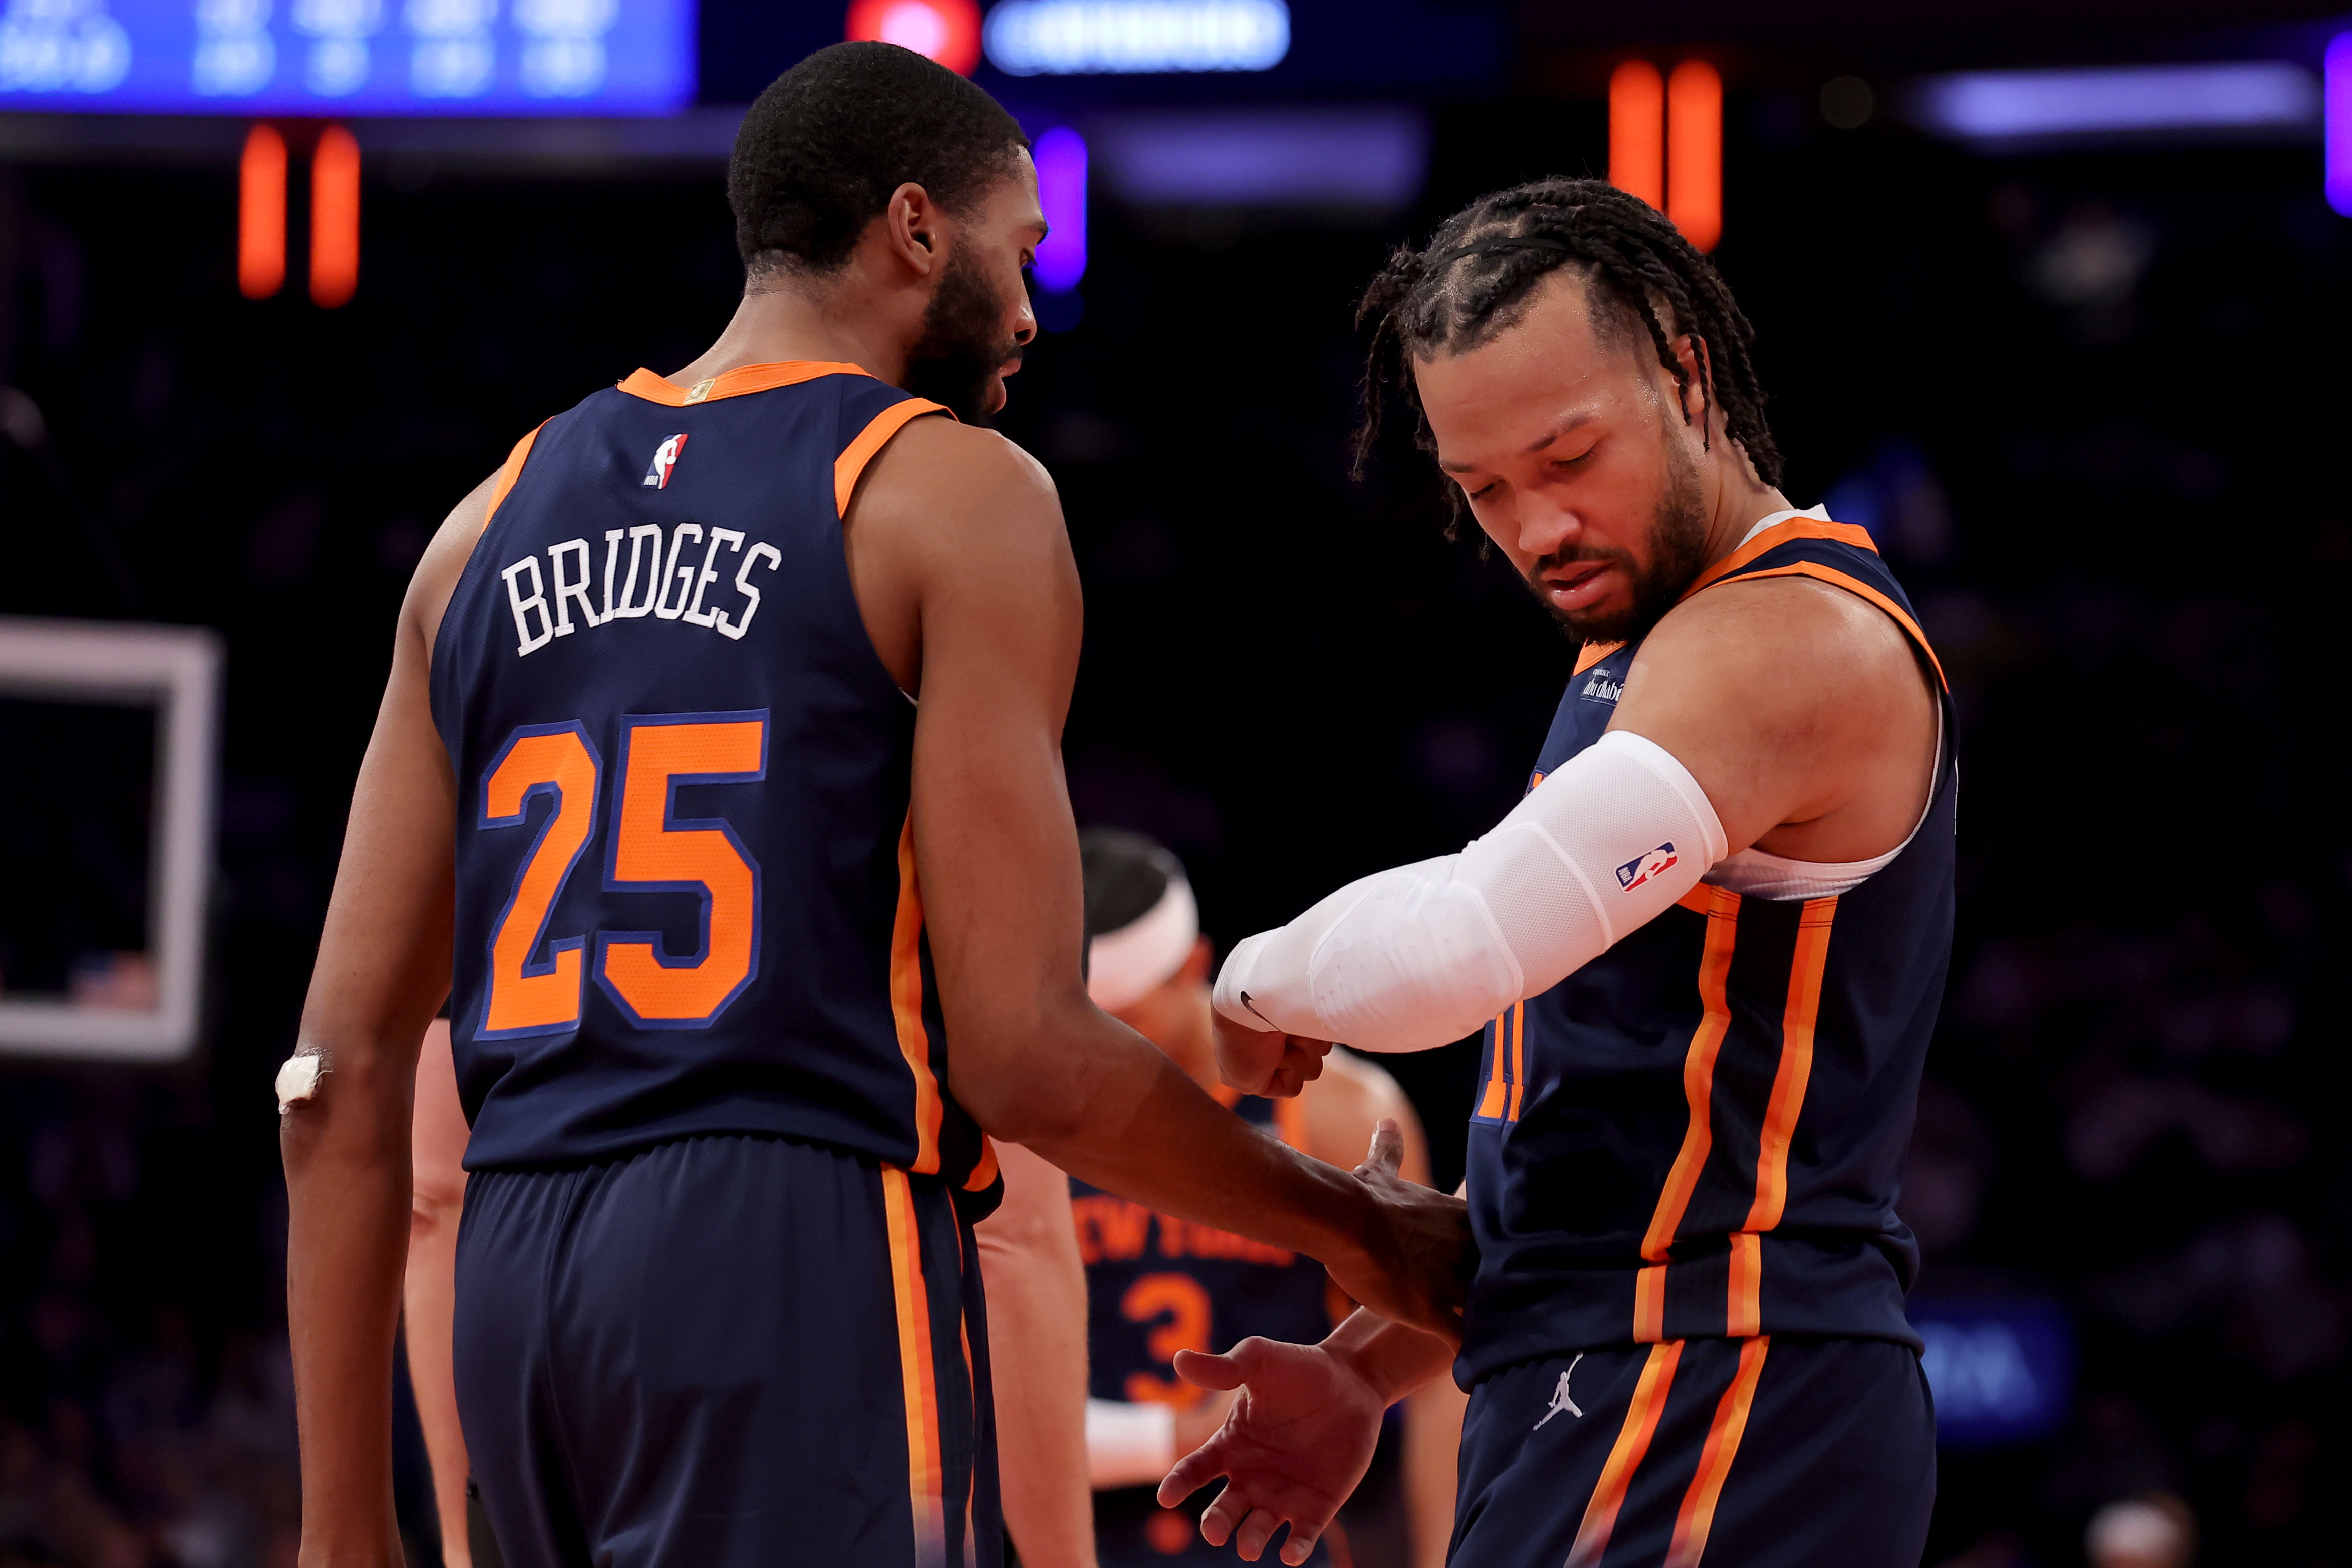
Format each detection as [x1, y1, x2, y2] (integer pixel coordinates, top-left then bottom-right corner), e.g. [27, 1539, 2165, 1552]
[1685, 516, 1947, 692]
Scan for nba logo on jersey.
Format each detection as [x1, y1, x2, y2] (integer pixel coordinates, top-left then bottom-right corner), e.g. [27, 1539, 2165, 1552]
[642, 434, 689, 489]
[1615, 843, 1679, 891]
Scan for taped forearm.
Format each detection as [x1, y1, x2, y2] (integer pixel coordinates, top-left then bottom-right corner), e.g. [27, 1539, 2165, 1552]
[1213, 730, 1726, 1052]
[1086, 1398, 1176, 1489]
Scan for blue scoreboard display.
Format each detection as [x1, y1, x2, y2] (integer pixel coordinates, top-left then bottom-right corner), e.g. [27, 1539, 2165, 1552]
[0, 0, 696, 115]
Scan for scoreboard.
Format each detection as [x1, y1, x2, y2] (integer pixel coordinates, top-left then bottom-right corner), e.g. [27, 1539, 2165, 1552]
[0, 0, 696, 116]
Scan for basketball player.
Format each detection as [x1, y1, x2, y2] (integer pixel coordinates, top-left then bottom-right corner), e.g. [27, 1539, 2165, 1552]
[1160, 179, 1952, 1567]
[403, 1016, 1100, 1568]
[274, 42, 1466, 1568]
[1075, 831, 1467, 1567]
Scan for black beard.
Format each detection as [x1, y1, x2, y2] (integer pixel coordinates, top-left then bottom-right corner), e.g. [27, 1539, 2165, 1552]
[1527, 438, 1711, 646]
[901, 247, 1021, 427]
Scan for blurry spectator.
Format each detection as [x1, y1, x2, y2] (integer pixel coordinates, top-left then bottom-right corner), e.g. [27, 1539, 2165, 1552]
[2085, 1495, 2195, 1568]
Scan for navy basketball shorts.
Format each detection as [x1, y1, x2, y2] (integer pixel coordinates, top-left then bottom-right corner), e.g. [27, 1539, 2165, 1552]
[453, 1134, 998, 1568]
[1451, 1337, 1933, 1568]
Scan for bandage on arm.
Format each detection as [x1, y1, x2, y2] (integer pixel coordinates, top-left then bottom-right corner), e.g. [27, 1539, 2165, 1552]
[1213, 730, 1727, 1053]
[1086, 1398, 1176, 1489]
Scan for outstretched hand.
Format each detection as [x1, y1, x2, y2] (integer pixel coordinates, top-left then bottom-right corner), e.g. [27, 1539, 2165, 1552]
[1214, 1011, 1332, 1099]
[1321, 1120, 1470, 1346]
[1157, 1337, 1387, 1565]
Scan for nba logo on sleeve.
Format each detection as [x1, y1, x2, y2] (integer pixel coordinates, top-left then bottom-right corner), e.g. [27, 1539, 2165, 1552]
[643, 434, 689, 489]
[1615, 843, 1679, 891]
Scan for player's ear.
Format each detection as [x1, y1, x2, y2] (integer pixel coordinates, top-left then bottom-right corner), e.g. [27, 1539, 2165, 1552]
[885, 182, 940, 275]
[1668, 333, 1713, 425]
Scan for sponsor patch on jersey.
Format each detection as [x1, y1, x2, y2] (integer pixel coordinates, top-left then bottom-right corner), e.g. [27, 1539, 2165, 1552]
[642, 433, 689, 489]
[1578, 670, 1624, 704]
[1615, 842, 1679, 891]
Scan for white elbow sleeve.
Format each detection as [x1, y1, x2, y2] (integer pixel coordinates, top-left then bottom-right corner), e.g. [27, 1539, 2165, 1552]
[1214, 731, 1726, 1053]
[1085, 1398, 1175, 1489]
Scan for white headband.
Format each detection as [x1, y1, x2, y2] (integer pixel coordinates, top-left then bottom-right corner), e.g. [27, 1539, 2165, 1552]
[1086, 875, 1200, 1013]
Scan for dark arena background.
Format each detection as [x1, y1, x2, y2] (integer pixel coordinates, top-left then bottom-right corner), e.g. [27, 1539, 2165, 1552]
[4, 1, 2349, 1564]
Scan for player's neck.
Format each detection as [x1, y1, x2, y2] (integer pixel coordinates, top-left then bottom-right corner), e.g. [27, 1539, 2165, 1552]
[668, 274, 924, 392]
[1696, 435, 1793, 571]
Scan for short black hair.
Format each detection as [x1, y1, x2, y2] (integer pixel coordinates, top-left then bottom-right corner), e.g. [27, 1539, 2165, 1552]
[728, 42, 1030, 276]
[1079, 828, 1185, 940]
[1355, 177, 1782, 522]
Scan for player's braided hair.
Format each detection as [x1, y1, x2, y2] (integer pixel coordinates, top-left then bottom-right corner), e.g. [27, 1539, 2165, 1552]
[1354, 178, 1782, 517]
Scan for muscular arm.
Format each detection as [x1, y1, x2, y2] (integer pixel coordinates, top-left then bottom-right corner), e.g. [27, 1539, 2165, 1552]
[847, 422, 1466, 1340]
[975, 1142, 1096, 1568]
[282, 478, 491, 1568]
[405, 1018, 474, 1568]
[1211, 576, 1936, 1067]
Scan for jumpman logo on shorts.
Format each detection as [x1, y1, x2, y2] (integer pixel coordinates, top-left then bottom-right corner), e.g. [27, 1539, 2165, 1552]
[1534, 1353, 1584, 1428]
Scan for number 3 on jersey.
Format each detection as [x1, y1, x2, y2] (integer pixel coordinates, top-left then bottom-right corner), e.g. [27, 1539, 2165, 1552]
[478, 710, 766, 1036]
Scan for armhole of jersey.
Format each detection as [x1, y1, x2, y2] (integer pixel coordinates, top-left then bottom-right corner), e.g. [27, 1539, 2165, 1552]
[427, 421, 545, 702]
[1722, 561, 1949, 693]
[478, 422, 545, 542]
[834, 399, 950, 518]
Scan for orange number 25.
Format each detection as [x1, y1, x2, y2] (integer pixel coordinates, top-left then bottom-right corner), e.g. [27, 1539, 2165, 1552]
[478, 710, 766, 1036]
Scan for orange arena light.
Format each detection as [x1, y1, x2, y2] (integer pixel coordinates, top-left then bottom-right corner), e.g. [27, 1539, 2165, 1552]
[311, 125, 360, 308]
[237, 124, 286, 300]
[1667, 60, 1723, 252]
[1608, 60, 1665, 213]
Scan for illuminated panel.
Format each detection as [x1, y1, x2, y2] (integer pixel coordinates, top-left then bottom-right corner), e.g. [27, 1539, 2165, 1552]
[2329, 34, 2351, 216]
[1090, 107, 1424, 212]
[0, 0, 695, 116]
[311, 124, 360, 308]
[238, 123, 285, 301]
[1910, 62, 2318, 144]
[1667, 60, 1721, 253]
[984, 0, 1288, 77]
[1608, 59, 1664, 212]
[1032, 126, 1087, 292]
[845, 0, 981, 77]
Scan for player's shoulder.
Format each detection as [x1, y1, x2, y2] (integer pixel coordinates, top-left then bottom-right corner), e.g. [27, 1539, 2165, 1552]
[406, 465, 503, 657]
[867, 414, 1058, 508]
[1631, 561, 1919, 727]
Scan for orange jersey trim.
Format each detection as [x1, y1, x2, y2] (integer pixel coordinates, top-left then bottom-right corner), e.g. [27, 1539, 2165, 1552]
[1505, 1000, 1528, 1121]
[1567, 1340, 1683, 1568]
[963, 1136, 1001, 1194]
[1722, 561, 1950, 692]
[891, 814, 946, 1176]
[882, 1168, 948, 1568]
[1682, 518, 1879, 600]
[1573, 639, 1625, 676]
[614, 359, 874, 407]
[1728, 897, 1836, 1336]
[1666, 1336, 1770, 1568]
[1635, 886, 1740, 1342]
[835, 397, 950, 517]
[480, 423, 544, 536]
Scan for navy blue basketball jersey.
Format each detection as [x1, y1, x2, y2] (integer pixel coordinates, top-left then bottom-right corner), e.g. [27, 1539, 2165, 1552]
[430, 360, 997, 1202]
[1072, 1093, 1331, 1405]
[1459, 517, 1955, 1383]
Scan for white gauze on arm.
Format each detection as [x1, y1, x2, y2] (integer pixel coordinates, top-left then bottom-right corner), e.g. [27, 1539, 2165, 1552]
[1213, 730, 1727, 1053]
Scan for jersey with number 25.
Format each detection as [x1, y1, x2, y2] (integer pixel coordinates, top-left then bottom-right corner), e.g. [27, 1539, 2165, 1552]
[430, 361, 999, 1200]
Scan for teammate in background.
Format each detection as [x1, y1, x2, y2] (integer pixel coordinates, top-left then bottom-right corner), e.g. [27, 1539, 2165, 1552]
[276, 41, 1464, 1568]
[1075, 832, 1466, 1568]
[403, 1018, 1099, 1568]
[1165, 179, 1952, 1567]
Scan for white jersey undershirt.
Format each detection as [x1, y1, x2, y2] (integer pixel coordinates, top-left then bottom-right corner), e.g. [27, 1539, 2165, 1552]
[1696, 506, 1941, 901]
